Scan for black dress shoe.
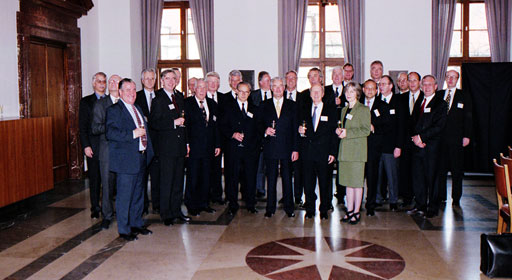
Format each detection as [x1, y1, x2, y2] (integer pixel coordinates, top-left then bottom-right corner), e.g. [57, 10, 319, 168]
[202, 207, 216, 214]
[163, 218, 174, 226]
[101, 219, 111, 229]
[188, 209, 200, 216]
[366, 208, 375, 216]
[297, 202, 305, 209]
[287, 212, 296, 218]
[426, 211, 438, 218]
[305, 212, 314, 219]
[452, 200, 460, 207]
[152, 207, 160, 214]
[256, 192, 265, 198]
[278, 198, 283, 204]
[247, 207, 258, 214]
[390, 204, 398, 211]
[91, 211, 100, 219]
[119, 233, 138, 241]
[142, 208, 149, 216]
[320, 212, 328, 220]
[328, 205, 334, 211]
[178, 214, 191, 222]
[264, 212, 274, 218]
[131, 227, 152, 235]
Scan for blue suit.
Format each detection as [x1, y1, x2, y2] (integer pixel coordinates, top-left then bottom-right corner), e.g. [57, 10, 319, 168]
[106, 101, 154, 235]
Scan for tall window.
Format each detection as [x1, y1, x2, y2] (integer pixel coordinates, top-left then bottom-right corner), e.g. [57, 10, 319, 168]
[448, 0, 491, 84]
[158, 1, 203, 94]
[298, 0, 343, 91]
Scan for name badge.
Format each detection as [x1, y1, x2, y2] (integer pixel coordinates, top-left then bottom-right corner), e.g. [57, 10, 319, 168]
[169, 104, 175, 110]
[212, 115, 217, 122]
[389, 109, 395, 115]
[345, 102, 348, 106]
[144, 116, 148, 122]
[320, 116, 328, 121]
[374, 109, 380, 117]
[457, 103, 464, 109]
[346, 114, 353, 120]
[424, 107, 431, 113]
[247, 112, 254, 118]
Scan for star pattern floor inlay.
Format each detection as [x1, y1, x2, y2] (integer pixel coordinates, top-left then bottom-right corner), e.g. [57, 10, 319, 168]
[246, 237, 405, 280]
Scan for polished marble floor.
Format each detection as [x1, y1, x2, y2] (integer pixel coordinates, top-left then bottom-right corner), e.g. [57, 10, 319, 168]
[0, 176, 506, 280]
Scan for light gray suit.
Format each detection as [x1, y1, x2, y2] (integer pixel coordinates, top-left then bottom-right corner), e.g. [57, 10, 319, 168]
[92, 96, 116, 221]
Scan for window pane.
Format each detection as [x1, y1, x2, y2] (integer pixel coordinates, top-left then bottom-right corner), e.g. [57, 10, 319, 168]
[187, 34, 200, 60]
[187, 67, 204, 80]
[469, 30, 490, 57]
[469, 3, 487, 30]
[454, 3, 462, 30]
[325, 66, 334, 86]
[305, 5, 319, 31]
[301, 32, 319, 58]
[297, 66, 318, 92]
[325, 32, 343, 58]
[160, 35, 181, 60]
[161, 9, 180, 34]
[450, 31, 462, 57]
[325, 5, 340, 32]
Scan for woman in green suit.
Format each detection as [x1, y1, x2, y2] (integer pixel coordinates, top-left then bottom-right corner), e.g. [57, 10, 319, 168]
[336, 82, 371, 225]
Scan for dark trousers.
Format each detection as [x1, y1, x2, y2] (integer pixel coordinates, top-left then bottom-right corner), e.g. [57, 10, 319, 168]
[116, 165, 145, 235]
[412, 146, 440, 213]
[256, 152, 266, 194]
[377, 153, 399, 204]
[303, 159, 332, 214]
[437, 144, 464, 202]
[99, 158, 116, 220]
[265, 158, 294, 214]
[226, 154, 258, 210]
[399, 142, 414, 203]
[365, 152, 381, 210]
[143, 156, 160, 211]
[86, 156, 101, 213]
[159, 156, 185, 220]
[209, 153, 223, 202]
[185, 157, 211, 211]
[292, 158, 304, 202]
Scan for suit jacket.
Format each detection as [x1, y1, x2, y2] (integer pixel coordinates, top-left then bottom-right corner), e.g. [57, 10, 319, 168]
[378, 93, 406, 153]
[359, 96, 392, 155]
[136, 89, 158, 149]
[220, 100, 262, 158]
[338, 101, 371, 162]
[410, 93, 448, 147]
[184, 97, 220, 158]
[437, 88, 473, 146]
[403, 91, 424, 139]
[106, 101, 154, 174]
[258, 98, 299, 160]
[251, 89, 272, 107]
[91, 96, 114, 162]
[149, 88, 187, 157]
[298, 100, 338, 162]
[79, 93, 102, 156]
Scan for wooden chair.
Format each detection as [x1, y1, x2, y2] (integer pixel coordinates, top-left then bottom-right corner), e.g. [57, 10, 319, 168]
[494, 158, 511, 233]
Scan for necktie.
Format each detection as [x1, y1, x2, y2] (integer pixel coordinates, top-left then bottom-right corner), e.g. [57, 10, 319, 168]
[132, 105, 147, 148]
[264, 91, 268, 101]
[383, 96, 387, 103]
[445, 90, 452, 110]
[288, 91, 293, 100]
[171, 94, 179, 112]
[241, 102, 247, 116]
[199, 100, 207, 123]
[312, 105, 318, 131]
[336, 87, 339, 97]
[276, 99, 281, 118]
[419, 98, 426, 118]
[366, 99, 370, 107]
[410, 94, 415, 115]
[149, 92, 154, 110]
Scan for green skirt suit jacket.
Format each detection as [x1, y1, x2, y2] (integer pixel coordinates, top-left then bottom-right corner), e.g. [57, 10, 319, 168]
[337, 101, 371, 188]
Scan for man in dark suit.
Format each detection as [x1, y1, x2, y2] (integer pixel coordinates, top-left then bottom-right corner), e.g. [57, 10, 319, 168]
[188, 77, 197, 96]
[259, 77, 299, 218]
[184, 79, 221, 216]
[397, 72, 409, 94]
[149, 69, 190, 226]
[79, 72, 107, 219]
[251, 71, 273, 198]
[360, 79, 391, 216]
[370, 60, 384, 88]
[406, 75, 447, 218]
[135, 68, 160, 215]
[297, 67, 324, 105]
[91, 74, 121, 229]
[324, 66, 347, 110]
[106, 78, 154, 241]
[399, 72, 423, 207]
[437, 70, 472, 207]
[375, 75, 405, 212]
[221, 81, 262, 215]
[298, 85, 337, 219]
[224, 70, 242, 102]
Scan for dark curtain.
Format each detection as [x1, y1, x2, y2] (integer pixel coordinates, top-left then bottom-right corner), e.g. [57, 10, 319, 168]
[278, 0, 308, 76]
[431, 0, 457, 88]
[141, 0, 164, 70]
[484, 0, 512, 62]
[189, 0, 215, 73]
[462, 62, 512, 172]
[337, 0, 364, 83]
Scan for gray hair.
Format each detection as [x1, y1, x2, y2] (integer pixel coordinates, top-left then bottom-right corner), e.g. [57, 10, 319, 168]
[228, 70, 242, 79]
[205, 71, 220, 80]
[92, 72, 106, 82]
[332, 66, 343, 73]
[271, 76, 285, 88]
[422, 74, 437, 84]
[141, 68, 156, 80]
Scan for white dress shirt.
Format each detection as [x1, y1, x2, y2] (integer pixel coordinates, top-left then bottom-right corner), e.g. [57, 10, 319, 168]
[121, 99, 146, 151]
[443, 88, 456, 110]
[195, 97, 209, 121]
[143, 88, 155, 111]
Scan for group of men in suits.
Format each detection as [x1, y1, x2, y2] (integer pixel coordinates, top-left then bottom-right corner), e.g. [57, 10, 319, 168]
[79, 62, 473, 240]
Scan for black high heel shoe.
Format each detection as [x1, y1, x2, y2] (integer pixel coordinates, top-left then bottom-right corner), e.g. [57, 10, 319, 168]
[341, 211, 353, 223]
[349, 212, 361, 225]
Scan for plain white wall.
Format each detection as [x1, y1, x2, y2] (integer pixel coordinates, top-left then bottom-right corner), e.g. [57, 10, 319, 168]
[78, 0, 100, 96]
[364, 0, 432, 81]
[214, 0, 279, 92]
[0, 0, 20, 117]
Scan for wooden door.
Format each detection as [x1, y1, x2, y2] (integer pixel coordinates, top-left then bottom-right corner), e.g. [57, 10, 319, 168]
[29, 41, 69, 182]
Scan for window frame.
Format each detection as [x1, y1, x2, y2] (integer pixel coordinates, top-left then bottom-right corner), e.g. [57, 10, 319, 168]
[157, 1, 201, 95]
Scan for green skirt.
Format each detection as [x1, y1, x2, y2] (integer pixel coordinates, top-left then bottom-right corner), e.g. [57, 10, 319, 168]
[338, 161, 365, 188]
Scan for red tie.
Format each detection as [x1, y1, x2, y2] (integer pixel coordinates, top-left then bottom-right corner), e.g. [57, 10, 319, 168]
[366, 100, 370, 107]
[419, 99, 426, 118]
[132, 105, 147, 148]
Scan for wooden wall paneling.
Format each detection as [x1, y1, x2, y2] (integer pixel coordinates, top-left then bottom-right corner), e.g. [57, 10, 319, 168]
[28, 42, 48, 117]
[0, 120, 18, 206]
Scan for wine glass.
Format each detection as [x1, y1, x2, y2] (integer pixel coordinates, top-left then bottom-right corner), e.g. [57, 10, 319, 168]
[271, 120, 276, 137]
[238, 131, 245, 147]
[179, 110, 186, 127]
[300, 120, 307, 137]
